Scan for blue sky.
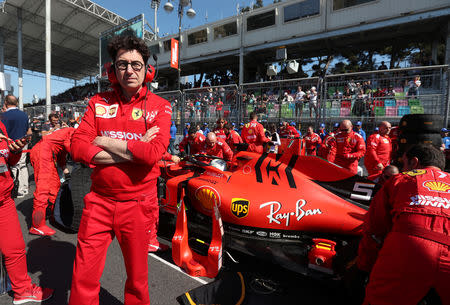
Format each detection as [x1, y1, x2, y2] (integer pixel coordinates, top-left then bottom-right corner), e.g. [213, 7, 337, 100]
[6, 0, 274, 105]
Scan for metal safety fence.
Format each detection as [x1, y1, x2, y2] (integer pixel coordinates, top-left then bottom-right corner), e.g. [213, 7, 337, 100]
[22, 65, 449, 135]
[320, 65, 448, 133]
[240, 77, 320, 127]
[183, 84, 239, 128]
[24, 101, 88, 122]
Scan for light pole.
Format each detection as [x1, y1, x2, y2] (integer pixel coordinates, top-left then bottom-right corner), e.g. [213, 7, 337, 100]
[150, 0, 160, 40]
[164, 0, 195, 129]
[163, 0, 196, 91]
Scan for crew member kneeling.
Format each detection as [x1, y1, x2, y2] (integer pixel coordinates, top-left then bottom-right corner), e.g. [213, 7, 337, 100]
[69, 35, 171, 305]
[358, 144, 450, 305]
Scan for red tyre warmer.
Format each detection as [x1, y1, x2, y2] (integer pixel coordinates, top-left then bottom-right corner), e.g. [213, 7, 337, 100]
[358, 167, 450, 305]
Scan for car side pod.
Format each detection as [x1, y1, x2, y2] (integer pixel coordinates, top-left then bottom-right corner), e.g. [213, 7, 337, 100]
[307, 238, 337, 275]
[171, 190, 224, 278]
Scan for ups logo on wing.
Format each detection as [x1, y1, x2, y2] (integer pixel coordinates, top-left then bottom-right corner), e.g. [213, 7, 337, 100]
[231, 198, 249, 218]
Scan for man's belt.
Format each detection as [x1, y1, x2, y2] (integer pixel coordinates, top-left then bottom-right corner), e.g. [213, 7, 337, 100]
[393, 225, 450, 246]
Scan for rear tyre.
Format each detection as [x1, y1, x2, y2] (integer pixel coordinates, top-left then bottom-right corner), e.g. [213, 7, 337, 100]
[59, 164, 92, 232]
[399, 114, 443, 134]
[398, 133, 443, 153]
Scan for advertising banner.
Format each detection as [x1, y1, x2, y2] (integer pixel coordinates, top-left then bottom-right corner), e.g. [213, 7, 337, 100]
[170, 38, 179, 69]
[99, 14, 144, 78]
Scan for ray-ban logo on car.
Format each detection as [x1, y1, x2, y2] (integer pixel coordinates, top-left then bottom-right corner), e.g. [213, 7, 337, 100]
[231, 198, 249, 218]
[259, 199, 322, 227]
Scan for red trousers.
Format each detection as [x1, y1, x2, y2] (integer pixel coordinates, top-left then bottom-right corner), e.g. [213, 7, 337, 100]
[30, 143, 60, 227]
[69, 190, 158, 305]
[364, 215, 450, 305]
[0, 197, 32, 295]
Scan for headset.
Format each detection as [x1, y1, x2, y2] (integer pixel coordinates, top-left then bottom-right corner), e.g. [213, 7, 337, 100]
[107, 62, 156, 85]
[107, 61, 157, 131]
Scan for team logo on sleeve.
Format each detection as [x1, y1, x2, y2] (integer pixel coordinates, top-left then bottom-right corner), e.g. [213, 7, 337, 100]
[95, 103, 118, 118]
[132, 108, 143, 120]
[109, 104, 118, 117]
[95, 105, 106, 117]
[423, 181, 450, 193]
[404, 169, 427, 176]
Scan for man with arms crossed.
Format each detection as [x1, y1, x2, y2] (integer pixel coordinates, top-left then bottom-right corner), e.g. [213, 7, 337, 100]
[69, 35, 171, 305]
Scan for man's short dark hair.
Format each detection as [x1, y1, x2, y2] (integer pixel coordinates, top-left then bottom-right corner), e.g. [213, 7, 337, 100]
[188, 126, 197, 135]
[107, 35, 150, 64]
[249, 112, 258, 120]
[48, 113, 58, 121]
[4, 94, 18, 106]
[405, 144, 445, 170]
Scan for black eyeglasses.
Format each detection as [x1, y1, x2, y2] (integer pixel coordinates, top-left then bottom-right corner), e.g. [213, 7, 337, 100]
[115, 61, 144, 71]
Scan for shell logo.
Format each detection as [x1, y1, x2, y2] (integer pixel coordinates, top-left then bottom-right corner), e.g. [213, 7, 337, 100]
[96, 106, 106, 116]
[423, 180, 450, 193]
[195, 186, 220, 210]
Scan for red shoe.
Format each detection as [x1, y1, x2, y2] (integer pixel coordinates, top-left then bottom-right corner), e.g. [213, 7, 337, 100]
[13, 284, 53, 304]
[148, 243, 170, 253]
[29, 225, 56, 236]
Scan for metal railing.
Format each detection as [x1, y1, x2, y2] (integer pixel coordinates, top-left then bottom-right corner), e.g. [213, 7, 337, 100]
[23, 65, 449, 135]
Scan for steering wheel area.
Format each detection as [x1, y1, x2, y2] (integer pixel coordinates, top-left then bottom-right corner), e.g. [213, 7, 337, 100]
[184, 154, 226, 168]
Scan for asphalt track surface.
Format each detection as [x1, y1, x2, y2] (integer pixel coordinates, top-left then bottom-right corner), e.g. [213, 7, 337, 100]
[0, 164, 362, 305]
[0, 177, 210, 305]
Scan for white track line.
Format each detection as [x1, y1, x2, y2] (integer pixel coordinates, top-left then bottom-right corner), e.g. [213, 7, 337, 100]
[149, 253, 208, 285]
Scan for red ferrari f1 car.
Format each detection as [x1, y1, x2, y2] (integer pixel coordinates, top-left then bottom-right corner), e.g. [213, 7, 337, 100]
[156, 151, 378, 279]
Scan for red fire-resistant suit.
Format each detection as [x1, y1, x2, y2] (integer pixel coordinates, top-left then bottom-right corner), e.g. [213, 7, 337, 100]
[178, 133, 206, 155]
[199, 138, 233, 160]
[330, 131, 366, 174]
[279, 125, 300, 138]
[225, 130, 243, 152]
[30, 127, 75, 228]
[241, 119, 270, 153]
[69, 85, 171, 305]
[303, 132, 322, 156]
[0, 122, 33, 295]
[214, 128, 227, 140]
[358, 167, 450, 305]
[364, 133, 392, 176]
[318, 133, 336, 161]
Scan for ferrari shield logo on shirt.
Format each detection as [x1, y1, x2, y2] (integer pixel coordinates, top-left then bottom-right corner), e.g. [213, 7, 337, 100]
[95, 103, 118, 118]
[231, 198, 249, 218]
[404, 169, 427, 176]
[132, 108, 143, 120]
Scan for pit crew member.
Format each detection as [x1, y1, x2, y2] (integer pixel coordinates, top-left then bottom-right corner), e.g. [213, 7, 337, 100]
[0, 122, 54, 304]
[223, 123, 243, 152]
[318, 123, 338, 161]
[29, 127, 75, 236]
[358, 144, 450, 305]
[364, 121, 392, 176]
[241, 112, 271, 153]
[214, 118, 227, 140]
[303, 126, 322, 156]
[69, 35, 171, 305]
[199, 132, 233, 161]
[178, 126, 206, 156]
[330, 119, 366, 174]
